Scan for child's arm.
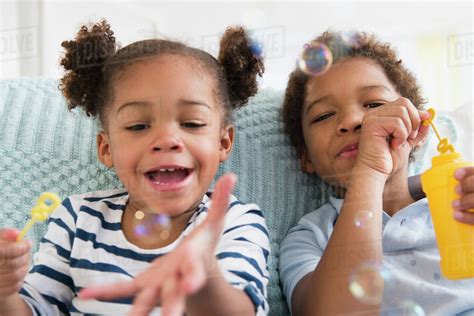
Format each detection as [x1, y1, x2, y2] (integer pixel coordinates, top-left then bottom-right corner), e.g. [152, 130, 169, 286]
[292, 98, 430, 315]
[80, 173, 265, 316]
[0, 229, 33, 316]
[453, 166, 474, 224]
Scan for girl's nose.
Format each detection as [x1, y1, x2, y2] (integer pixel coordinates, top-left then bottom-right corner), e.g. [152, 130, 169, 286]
[150, 128, 183, 152]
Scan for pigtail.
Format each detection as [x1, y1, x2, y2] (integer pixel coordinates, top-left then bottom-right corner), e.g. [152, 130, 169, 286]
[59, 19, 116, 117]
[218, 26, 264, 109]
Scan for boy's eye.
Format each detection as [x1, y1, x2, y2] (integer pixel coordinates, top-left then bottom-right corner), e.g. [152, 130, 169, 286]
[312, 113, 333, 123]
[126, 124, 149, 131]
[182, 122, 206, 128]
[365, 102, 384, 109]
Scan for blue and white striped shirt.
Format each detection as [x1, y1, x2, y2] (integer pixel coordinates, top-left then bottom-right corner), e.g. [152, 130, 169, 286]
[20, 189, 270, 315]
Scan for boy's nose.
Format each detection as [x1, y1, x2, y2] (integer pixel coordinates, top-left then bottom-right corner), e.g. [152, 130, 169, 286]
[336, 110, 363, 135]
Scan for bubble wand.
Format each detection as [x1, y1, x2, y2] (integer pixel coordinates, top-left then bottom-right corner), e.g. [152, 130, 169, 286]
[16, 192, 61, 241]
[422, 108, 455, 154]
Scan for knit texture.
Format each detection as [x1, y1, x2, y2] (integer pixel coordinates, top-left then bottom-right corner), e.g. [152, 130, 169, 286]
[0, 77, 330, 315]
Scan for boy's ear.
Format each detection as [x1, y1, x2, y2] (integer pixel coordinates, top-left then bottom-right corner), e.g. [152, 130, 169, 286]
[219, 125, 234, 162]
[97, 131, 114, 168]
[300, 150, 316, 174]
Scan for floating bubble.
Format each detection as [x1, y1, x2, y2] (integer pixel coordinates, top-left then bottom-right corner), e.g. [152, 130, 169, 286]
[354, 210, 374, 228]
[297, 43, 333, 77]
[340, 31, 366, 49]
[434, 115, 457, 145]
[348, 262, 391, 305]
[397, 300, 425, 316]
[249, 37, 264, 59]
[133, 212, 171, 240]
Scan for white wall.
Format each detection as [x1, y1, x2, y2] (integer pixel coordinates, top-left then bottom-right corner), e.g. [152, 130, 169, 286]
[1, 1, 472, 111]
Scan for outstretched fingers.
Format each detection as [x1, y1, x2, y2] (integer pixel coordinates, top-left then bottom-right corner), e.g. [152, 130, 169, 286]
[161, 278, 186, 316]
[128, 287, 162, 316]
[204, 173, 237, 233]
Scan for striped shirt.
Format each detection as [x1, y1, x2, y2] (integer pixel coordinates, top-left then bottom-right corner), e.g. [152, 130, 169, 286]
[20, 189, 270, 315]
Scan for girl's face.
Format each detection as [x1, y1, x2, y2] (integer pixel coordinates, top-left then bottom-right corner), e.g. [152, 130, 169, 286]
[301, 57, 400, 187]
[97, 55, 233, 217]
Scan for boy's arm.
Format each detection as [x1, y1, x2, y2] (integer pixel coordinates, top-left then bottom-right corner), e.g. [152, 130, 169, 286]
[293, 166, 386, 315]
[408, 174, 425, 200]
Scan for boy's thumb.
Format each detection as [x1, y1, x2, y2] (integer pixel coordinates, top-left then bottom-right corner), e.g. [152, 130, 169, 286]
[0, 228, 20, 242]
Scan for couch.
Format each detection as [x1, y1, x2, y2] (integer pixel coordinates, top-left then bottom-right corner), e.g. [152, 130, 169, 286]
[0, 77, 469, 315]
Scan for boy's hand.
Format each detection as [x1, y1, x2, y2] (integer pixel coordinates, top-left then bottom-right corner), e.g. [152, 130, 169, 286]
[0, 229, 31, 299]
[356, 97, 430, 177]
[79, 173, 237, 316]
[453, 167, 474, 224]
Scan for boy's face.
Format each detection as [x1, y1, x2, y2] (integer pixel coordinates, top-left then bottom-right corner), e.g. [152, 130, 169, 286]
[301, 57, 400, 186]
[97, 55, 233, 217]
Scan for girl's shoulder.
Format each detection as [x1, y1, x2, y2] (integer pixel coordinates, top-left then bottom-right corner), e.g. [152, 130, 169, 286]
[66, 188, 128, 205]
[201, 192, 263, 219]
[57, 188, 128, 219]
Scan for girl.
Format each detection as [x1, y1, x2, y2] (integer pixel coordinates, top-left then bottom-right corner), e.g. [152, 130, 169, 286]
[279, 31, 474, 314]
[0, 20, 270, 315]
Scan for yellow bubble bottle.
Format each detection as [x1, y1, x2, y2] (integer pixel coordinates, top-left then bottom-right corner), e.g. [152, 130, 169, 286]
[421, 108, 474, 279]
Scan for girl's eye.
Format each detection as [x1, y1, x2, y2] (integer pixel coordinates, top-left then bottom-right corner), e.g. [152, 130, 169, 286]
[182, 122, 206, 128]
[126, 124, 149, 131]
[312, 113, 333, 123]
[365, 102, 384, 109]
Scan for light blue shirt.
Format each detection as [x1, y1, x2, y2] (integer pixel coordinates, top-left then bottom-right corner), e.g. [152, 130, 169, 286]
[280, 196, 474, 315]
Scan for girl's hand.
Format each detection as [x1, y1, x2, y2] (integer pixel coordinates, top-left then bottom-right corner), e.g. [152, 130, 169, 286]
[79, 173, 237, 316]
[356, 97, 430, 176]
[0, 229, 31, 299]
[453, 167, 474, 224]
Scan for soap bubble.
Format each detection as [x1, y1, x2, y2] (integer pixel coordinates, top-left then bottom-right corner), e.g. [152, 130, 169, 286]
[340, 31, 367, 49]
[397, 300, 425, 316]
[434, 116, 457, 144]
[349, 262, 391, 305]
[297, 43, 333, 76]
[133, 213, 171, 240]
[249, 37, 264, 59]
[354, 210, 374, 228]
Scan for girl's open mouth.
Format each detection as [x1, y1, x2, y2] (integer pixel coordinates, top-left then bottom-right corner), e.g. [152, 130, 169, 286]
[145, 168, 191, 185]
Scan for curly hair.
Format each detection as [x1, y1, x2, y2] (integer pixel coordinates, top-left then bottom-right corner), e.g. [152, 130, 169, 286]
[59, 19, 264, 129]
[281, 30, 426, 161]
